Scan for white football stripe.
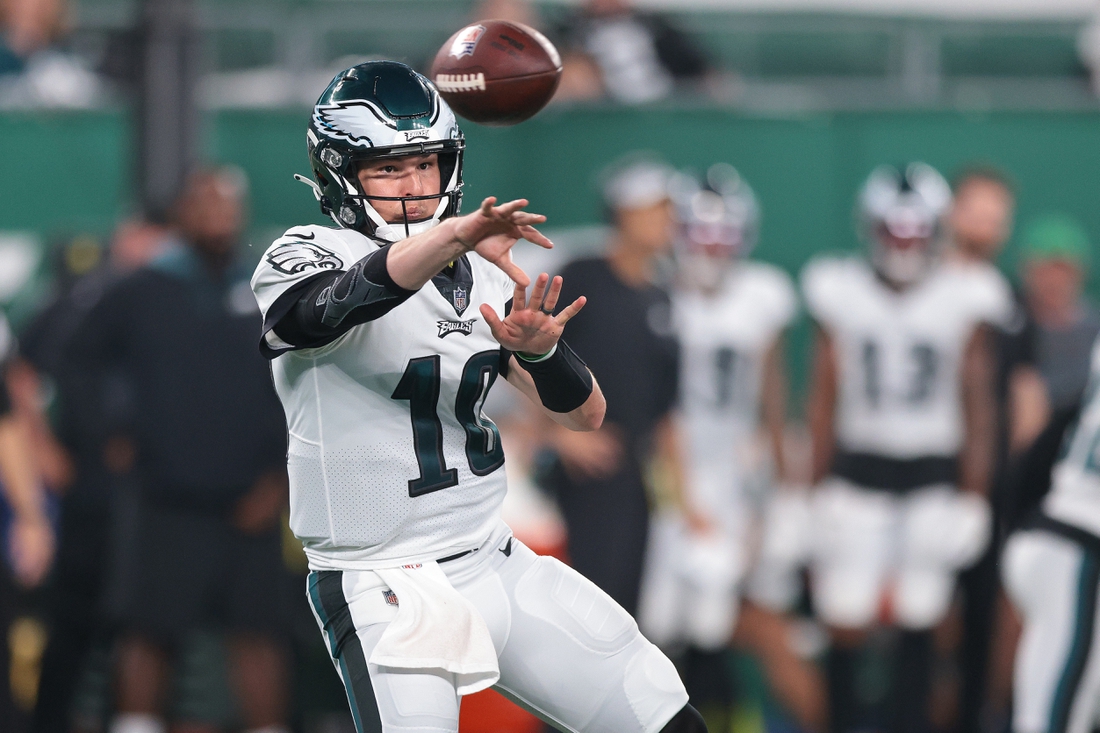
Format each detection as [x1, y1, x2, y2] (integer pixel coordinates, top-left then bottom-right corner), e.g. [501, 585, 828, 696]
[435, 73, 486, 93]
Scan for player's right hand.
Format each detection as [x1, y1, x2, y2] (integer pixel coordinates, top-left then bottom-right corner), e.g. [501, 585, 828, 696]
[453, 197, 553, 287]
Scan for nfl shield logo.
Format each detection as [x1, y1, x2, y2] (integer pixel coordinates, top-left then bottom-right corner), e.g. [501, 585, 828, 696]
[449, 25, 486, 59]
[382, 589, 399, 606]
[453, 286, 468, 315]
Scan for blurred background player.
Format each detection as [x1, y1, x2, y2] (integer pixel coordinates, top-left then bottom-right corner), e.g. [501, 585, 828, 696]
[1002, 333, 1100, 733]
[802, 162, 1007, 733]
[638, 163, 825, 731]
[66, 168, 293, 733]
[547, 155, 688, 618]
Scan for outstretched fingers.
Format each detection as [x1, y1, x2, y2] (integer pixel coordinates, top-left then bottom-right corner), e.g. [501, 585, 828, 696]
[479, 303, 506, 340]
[554, 296, 587, 325]
[542, 275, 563, 313]
[517, 225, 553, 249]
[491, 198, 530, 219]
[527, 273, 550, 312]
[492, 252, 530, 288]
[479, 197, 498, 217]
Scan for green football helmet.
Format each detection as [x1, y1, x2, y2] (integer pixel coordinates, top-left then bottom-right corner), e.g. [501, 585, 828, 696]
[302, 60, 465, 242]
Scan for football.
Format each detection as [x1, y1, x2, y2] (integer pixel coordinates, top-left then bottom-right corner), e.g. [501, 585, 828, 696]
[430, 20, 562, 126]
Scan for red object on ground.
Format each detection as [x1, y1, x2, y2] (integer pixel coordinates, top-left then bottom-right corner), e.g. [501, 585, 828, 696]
[459, 689, 541, 733]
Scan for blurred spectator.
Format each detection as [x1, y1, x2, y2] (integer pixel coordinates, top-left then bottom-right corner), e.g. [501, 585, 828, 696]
[0, 310, 54, 731]
[0, 0, 104, 108]
[557, 0, 709, 103]
[950, 167, 1048, 454]
[1020, 214, 1100, 411]
[471, 0, 541, 28]
[65, 168, 291, 733]
[0, 0, 66, 67]
[949, 166, 1014, 266]
[20, 224, 168, 733]
[543, 155, 684, 616]
[946, 167, 1045, 733]
[1078, 9, 1100, 96]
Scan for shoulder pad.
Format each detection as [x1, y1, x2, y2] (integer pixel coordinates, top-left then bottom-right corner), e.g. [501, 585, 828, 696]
[264, 226, 348, 276]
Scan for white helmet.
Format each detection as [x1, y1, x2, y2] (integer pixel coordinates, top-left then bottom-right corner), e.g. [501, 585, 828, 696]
[670, 163, 760, 291]
[858, 163, 951, 286]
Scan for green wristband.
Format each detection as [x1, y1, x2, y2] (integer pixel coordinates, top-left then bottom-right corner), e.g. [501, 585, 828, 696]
[515, 344, 558, 363]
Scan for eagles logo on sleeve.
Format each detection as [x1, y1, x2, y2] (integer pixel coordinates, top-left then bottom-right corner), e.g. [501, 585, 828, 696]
[266, 241, 344, 275]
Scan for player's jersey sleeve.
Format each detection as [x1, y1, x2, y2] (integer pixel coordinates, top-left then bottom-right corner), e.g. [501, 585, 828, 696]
[800, 256, 853, 328]
[251, 226, 354, 354]
[750, 262, 798, 335]
[963, 263, 1013, 329]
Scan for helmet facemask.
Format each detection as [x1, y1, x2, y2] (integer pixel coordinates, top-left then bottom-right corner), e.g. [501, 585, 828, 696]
[671, 165, 759, 293]
[859, 163, 951, 288]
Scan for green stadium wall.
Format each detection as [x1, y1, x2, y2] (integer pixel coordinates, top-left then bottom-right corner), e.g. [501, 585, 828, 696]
[4, 106, 1099, 396]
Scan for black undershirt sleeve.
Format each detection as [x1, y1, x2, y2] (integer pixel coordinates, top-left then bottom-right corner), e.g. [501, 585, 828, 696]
[265, 244, 417, 356]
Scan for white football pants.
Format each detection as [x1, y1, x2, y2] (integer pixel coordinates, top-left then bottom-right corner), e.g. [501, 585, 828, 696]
[1004, 528, 1100, 733]
[306, 523, 689, 733]
[809, 478, 989, 630]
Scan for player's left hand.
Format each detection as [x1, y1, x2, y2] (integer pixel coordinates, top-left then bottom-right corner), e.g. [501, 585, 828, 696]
[480, 273, 586, 355]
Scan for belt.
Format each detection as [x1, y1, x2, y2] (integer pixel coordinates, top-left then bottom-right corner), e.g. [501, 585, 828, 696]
[437, 548, 476, 563]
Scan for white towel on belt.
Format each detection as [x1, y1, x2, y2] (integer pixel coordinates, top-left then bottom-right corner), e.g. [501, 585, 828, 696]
[371, 561, 499, 695]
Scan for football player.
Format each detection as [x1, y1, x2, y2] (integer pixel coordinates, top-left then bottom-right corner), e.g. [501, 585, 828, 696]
[802, 163, 1008, 732]
[640, 164, 793, 653]
[250, 61, 705, 733]
[1003, 337, 1100, 733]
[638, 164, 825, 730]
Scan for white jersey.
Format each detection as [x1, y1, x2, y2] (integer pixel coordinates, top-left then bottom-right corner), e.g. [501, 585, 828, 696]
[252, 225, 515, 570]
[1044, 336, 1100, 537]
[673, 262, 797, 515]
[802, 255, 1011, 458]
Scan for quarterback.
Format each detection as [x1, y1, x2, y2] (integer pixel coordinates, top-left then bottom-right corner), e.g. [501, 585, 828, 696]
[251, 61, 704, 733]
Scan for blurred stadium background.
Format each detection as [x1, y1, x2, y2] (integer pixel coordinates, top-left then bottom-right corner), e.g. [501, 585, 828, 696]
[4, 0, 1100, 731]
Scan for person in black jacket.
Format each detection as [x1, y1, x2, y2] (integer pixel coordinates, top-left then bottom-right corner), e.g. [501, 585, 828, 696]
[66, 168, 292, 733]
[545, 157, 704, 616]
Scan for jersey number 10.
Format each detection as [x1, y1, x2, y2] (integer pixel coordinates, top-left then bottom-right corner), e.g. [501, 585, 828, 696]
[391, 351, 506, 497]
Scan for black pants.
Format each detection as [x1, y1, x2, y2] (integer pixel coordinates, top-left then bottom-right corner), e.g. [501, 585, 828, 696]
[552, 464, 649, 616]
[33, 486, 111, 733]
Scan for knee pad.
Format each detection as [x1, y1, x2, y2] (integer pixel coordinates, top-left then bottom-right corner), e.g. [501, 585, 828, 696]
[513, 556, 637, 655]
[659, 704, 708, 733]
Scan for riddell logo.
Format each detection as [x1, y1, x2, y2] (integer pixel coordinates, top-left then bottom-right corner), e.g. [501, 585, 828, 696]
[437, 319, 476, 338]
[449, 24, 486, 58]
